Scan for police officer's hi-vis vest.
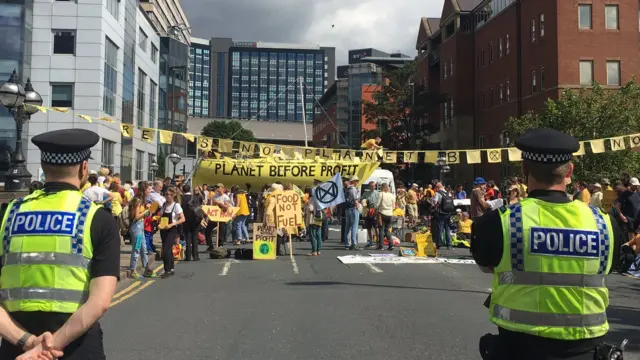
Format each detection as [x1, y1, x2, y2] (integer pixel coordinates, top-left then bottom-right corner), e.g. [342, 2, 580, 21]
[0, 190, 99, 313]
[489, 198, 613, 340]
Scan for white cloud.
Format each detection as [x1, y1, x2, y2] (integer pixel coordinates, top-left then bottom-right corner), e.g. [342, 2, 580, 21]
[305, 0, 444, 65]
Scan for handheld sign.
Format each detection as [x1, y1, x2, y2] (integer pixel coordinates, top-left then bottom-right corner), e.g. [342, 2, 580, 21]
[158, 217, 169, 229]
[253, 223, 277, 260]
[202, 205, 239, 223]
[601, 190, 615, 213]
[275, 190, 302, 229]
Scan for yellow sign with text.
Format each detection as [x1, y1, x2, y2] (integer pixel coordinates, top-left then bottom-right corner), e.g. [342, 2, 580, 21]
[202, 205, 239, 223]
[275, 190, 302, 229]
[193, 159, 380, 190]
[415, 232, 433, 257]
[253, 223, 277, 260]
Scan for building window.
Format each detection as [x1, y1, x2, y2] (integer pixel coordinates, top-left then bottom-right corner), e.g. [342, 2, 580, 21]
[490, 43, 494, 63]
[531, 71, 537, 93]
[499, 84, 504, 103]
[481, 48, 485, 67]
[137, 69, 146, 127]
[106, 0, 119, 20]
[540, 13, 545, 37]
[103, 37, 117, 116]
[51, 84, 73, 107]
[449, 58, 453, 76]
[443, 102, 448, 124]
[498, 38, 503, 58]
[151, 44, 158, 63]
[101, 139, 115, 174]
[605, 5, 619, 30]
[490, 87, 495, 106]
[147, 154, 155, 181]
[444, 61, 447, 79]
[149, 81, 157, 126]
[506, 80, 511, 101]
[53, 30, 75, 55]
[504, 34, 511, 55]
[540, 67, 546, 89]
[450, 99, 454, 121]
[531, 19, 536, 43]
[139, 28, 147, 51]
[135, 150, 144, 180]
[606, 60, 621, 86]
[579, 4, 592, 29]
[579, 60, 594, 86]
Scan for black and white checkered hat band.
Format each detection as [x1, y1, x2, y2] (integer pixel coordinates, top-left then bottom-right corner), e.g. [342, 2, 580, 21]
[41, 148, 91, 165]
[522, 151, 572, 163]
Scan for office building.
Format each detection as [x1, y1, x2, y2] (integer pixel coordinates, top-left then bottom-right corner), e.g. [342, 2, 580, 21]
[191, 38, 336, 122]
[25, 0, 160, 181]
[188, 37, 211, 118]
[0, 0, 33, 182]
[138, 0, 191, 44]
[415, 0, 640, 181]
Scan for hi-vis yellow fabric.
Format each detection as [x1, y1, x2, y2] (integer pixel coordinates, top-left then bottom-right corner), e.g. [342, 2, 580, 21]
[490, 199, 613, 340]
[0, 190, 100, 313]
[194, 159, 380, 190]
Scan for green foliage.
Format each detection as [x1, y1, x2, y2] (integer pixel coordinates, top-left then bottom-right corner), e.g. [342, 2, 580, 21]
[506, 81, 640, 181]
[200, 120, 257, 142]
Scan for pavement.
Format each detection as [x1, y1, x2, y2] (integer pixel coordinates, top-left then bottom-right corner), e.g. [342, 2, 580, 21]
[103, 226, 640, 360]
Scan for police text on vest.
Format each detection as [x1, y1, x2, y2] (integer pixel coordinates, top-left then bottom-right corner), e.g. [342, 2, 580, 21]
[529, 227, 600, 258]
[10, 211, 77, 237]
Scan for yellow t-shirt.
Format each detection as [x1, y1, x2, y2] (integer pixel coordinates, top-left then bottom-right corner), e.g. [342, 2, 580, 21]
[236, 193, 250, 216]
[458, 219, 473, 234]
[576, 188, 591, 204]
[407, 189, 418, 204]
[110, 192, 123, 217]
[361, 139, 377, 149]
[124, 190, 132, 203]
[81, 183, 91, 192]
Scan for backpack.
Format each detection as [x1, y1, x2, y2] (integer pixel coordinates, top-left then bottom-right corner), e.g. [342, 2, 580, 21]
[118, 205, 131, 237]
[181, 194, 200, 226]
[209, 247, 228, 259]
[438, 190, 455, 214]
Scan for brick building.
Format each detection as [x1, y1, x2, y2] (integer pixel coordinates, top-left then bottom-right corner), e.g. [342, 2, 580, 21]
[416, 0, 638, 183]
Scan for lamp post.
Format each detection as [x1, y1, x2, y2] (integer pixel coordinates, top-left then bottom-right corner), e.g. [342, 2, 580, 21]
[150, 160, 159, 180]
[499, 130, 511, 181]
[167, 153, 181, 183]
[0, 70, 42, 191]
[436, 154, 447, 181]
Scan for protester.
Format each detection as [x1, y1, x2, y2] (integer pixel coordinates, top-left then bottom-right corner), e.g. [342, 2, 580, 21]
[108, 182, 124, 224]
[159, 187, 185, 278]
[205, 183, 231, 249]
[147, 180, 166, 206]
[304, 192, 323, 256]
[343, 175, 361, 250]
[431, 182, 454, 249]
[376, 183, 396, 251]
[181, 184, 201, 261]
[457, 212, 472, 240]
[590, 183, 603, 208]
[406, 184, 419, 227]
[361, 181, 380, 247]
[455, 184, 466, 199]
[470, 177, 489, 218]
[232, 186, 251, 245]
[573, 180, 590, 203]
[507, 185, 522, 205]
[127, 187, 153, 279]
[84, 173, 113, 204]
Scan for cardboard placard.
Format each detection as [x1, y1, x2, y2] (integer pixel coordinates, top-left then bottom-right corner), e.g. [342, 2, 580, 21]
[601, 189, 616, 213]
[415, 232, 433, 257]
[202, 205, 239, 223]
[274, 190, 302, 229]
[253, 223, 277, 260]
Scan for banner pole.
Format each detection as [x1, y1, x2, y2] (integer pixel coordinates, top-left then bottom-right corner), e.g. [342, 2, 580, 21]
[214, 223, 219, 249]
[288, 233, 293, 256]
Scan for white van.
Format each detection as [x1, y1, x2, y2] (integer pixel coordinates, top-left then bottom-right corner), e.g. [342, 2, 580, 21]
[361, 168, 396, 197]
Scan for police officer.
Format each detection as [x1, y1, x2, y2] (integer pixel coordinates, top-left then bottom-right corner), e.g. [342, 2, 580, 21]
[472, 128, 623, 360]
[0, 129, 120, 359]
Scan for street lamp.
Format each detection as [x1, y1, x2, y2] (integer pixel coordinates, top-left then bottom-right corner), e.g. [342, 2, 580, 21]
[436, 155, 447, 167]
[167, 153, 181, 182]
[149, 160, 159, 180]
[0, 70, 42, 191]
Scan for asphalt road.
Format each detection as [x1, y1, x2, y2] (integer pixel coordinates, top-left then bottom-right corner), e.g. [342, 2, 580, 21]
[102, 227, 640, 360]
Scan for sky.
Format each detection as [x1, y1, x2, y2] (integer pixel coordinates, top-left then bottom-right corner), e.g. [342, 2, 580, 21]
[180, 0, 446, 66]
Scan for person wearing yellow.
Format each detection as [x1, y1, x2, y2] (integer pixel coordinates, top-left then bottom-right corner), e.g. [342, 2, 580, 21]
[406, 184, 419, 227]
[471, 128, 623, 359]
[361, 136, 382, 150]
[0, 129, 119, 359]
[231, 185, 251, 245]
[108, 182, 123, 219]
[456, 212, 472, 240]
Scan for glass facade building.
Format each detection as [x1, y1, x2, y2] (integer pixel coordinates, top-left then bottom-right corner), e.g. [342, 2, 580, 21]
[347, 64, 383, 147]
[188, 41, 210, 117]
[159, 36, 189, 156]
[0, 0, 33, 181]
[120, 0, 137, 180]
[229, 49, 325, 121]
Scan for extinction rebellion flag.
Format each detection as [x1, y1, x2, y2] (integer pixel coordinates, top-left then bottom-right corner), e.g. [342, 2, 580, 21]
[313, 173, 345, 210]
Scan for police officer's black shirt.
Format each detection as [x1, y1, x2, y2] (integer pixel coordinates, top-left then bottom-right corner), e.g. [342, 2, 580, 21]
[471, 189, 623, 356]
[0, 182, 121, 359]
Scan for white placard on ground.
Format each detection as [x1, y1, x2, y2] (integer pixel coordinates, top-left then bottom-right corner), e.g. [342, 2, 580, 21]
[337, 255, 476, 265]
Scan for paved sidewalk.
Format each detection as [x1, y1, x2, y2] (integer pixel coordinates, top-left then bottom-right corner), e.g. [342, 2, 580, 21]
[119, 233, 162, 280]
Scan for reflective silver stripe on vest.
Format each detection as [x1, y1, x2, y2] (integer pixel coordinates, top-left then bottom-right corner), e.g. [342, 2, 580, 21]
[493, 305, 607, 327]
[0, 288, 88, 303]
[498, 271, 606, 288]
[2, 252, 90, 269]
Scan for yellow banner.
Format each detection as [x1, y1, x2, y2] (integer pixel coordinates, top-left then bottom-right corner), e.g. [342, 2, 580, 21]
[141, 128, 155, 143]
[194, 159, 380, 190]
[253, 223, 277, 260]
[202, 205, 239, 223]
[120, 124, 133, 138]
[198, 137, 213, 152]
[158, 130, 173, 144]
[487, 149, 502, 163]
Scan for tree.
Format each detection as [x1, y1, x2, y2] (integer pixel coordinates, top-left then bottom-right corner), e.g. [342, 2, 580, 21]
[200, 120, 257, 142]
[362, 60, 447, 180]
[507, 81, 640, 182]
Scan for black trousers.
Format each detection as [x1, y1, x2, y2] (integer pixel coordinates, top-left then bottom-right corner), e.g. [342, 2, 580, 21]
[340, 217, 346, 243]
[205, 222, 227, 248]
[160, 228, 178, 272]
[321, 217, 329, 242]
[183, 228, 199, 260]
[277, 234, 286, 255]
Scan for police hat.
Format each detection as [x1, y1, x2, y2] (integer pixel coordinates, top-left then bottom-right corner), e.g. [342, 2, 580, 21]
[515, 128, 579, 164]
[32, 129, 99, 165]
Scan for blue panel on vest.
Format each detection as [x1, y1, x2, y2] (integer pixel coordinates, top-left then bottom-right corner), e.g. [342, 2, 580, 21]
[10, 211, 77, 237]
[529, 227, 600, 258]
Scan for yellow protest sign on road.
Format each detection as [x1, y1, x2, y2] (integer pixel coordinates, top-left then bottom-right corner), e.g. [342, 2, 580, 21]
[202, 205, 239, 222]
[275, 190, 302, 229]
[253, 224, 277, 260]
[415, 232, 433, 257]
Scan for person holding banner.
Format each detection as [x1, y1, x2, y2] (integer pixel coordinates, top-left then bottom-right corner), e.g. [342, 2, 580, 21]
[158, 187, 185, 278]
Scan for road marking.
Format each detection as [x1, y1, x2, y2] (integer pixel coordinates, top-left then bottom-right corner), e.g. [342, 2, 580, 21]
[365, 263, 383, 273]
[220, 261, 231, 276]
[110, 280, 155, 308]
[113, 281, 140, 300]
[290, 254, 299, 275]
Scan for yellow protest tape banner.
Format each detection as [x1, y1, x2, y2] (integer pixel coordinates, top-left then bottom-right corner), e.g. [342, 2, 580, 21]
[253, 223, 277, 260]
[202, 205, 239, 223]
[275, 190, 302, 229]
[193, 159, 379, 190]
